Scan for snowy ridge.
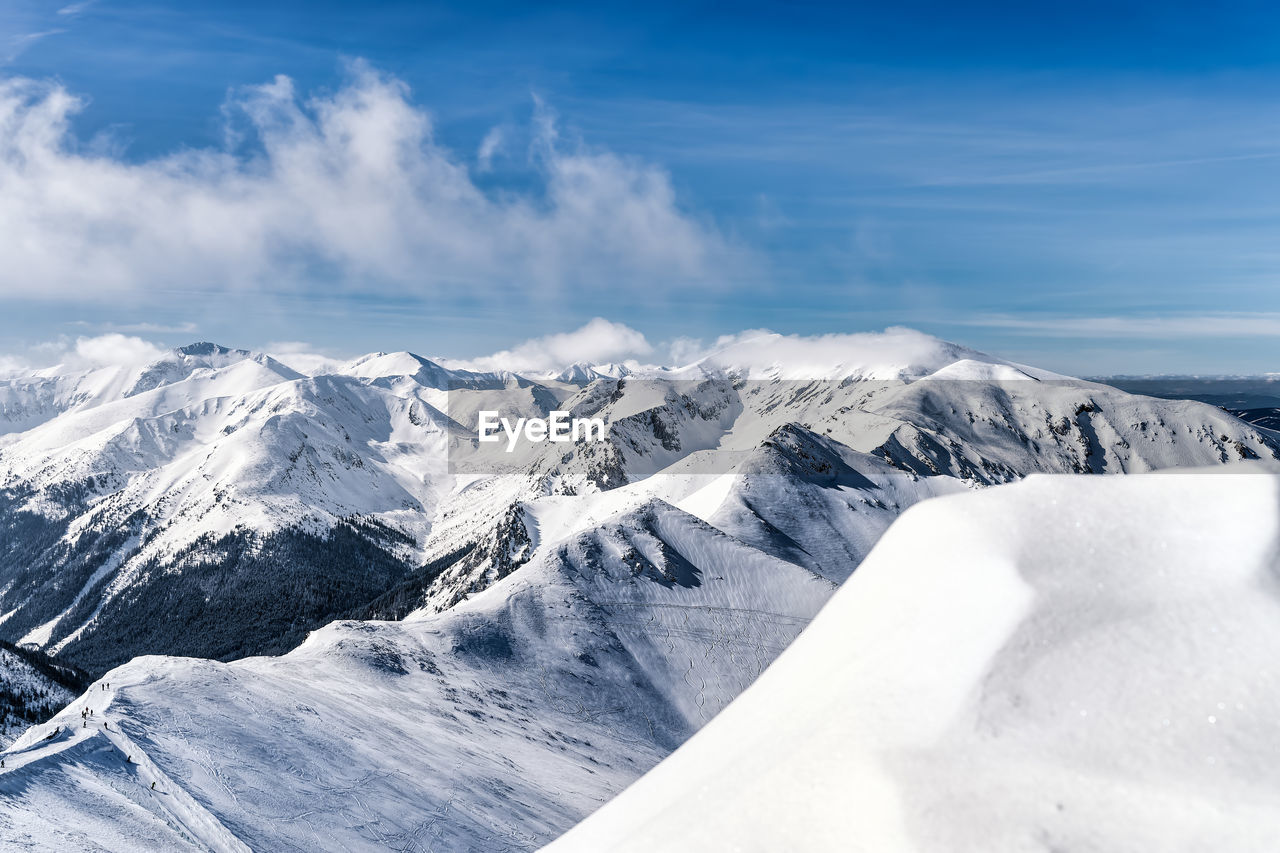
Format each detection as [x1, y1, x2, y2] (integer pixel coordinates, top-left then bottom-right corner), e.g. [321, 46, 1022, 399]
[0, 331, 1275, 673]
[0, 500, 832, 850]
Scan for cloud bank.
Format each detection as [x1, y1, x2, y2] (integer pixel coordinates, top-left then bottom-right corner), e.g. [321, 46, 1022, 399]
[2, 324, 998, 383]
[455, 322, 982, 378]
[667, 326, 977, 378]
[0, 63, 737, 301]
[451, 317, 654, 373]
[0, 333, 168, 376]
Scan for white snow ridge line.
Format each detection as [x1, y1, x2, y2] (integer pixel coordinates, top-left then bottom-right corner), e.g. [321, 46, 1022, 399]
[1, 681, 248, 852]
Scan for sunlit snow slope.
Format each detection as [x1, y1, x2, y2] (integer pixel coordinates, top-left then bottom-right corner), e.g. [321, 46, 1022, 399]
[550, 467, 1280, 853]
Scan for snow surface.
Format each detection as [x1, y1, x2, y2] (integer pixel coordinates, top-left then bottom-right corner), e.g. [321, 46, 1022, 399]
[1, 332, 1278, 849]
[0, 501, 833, 850]
[550, 466, 1280, 852]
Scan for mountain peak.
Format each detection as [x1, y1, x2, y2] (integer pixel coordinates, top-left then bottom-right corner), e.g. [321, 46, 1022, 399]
[176, 342, 237, 357]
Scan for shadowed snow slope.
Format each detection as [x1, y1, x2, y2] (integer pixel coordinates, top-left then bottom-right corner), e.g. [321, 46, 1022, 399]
[0, 643, 82, 748]
[549, 467, 1280, 853]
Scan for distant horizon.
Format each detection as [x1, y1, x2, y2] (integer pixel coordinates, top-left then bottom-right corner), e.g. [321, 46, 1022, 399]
[3, 322, 1280, 381]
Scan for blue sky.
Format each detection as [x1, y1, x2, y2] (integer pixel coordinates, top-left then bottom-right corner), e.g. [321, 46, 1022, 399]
[2, 0, 1280, 373]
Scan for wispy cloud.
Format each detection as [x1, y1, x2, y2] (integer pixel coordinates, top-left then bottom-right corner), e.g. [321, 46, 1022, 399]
[69, 320, 199, 334]
[56, 0, 96, 17]
[476, 125, 505, 172]
[0, 63, 742, 302]
[911, 151, 1280, 188]
[959, 313, 1280, 338]
[3, 29, 64, 63]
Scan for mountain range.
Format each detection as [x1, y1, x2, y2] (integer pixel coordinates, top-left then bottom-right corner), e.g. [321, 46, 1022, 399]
[0, 329, 1275, 849]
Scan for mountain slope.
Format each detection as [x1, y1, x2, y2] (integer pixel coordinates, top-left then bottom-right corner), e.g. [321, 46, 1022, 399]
[0, 332, 1275, 678]
[0, 501, 832, 850]
[0, 642, 86, 748]
[411, 371, 1277, 610]
[550, 467, 1280, 852]
[0, 344, 301, 439]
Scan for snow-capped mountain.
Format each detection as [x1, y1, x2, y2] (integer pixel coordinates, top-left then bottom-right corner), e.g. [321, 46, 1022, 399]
[0, 329, 1277, 849]
[0, 332, 1273, 676]
[0, 343, 302, 439]
[550, 467, 1280, 853]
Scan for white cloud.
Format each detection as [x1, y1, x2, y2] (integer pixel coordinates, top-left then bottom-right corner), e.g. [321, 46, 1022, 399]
[265, 340, 348, 376]
[476, 125, 504, 172]
[56, 1, 96, 16]
[67, 333, 166, 369]
[17, 333, 165, 372]
[0, 63, 738, 302]
[0, 333, 167, 375]
[0, 324, 996, 383]
[452, 317, 654, 373]
[0, 354, 30, 377]
[667, 326, 978, 378]
[455, 323, 981, 377]
[667, 329, 775, 366]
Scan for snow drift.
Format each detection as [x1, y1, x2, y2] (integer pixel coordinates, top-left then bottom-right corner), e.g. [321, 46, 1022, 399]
[550, 467, 1280, 852]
